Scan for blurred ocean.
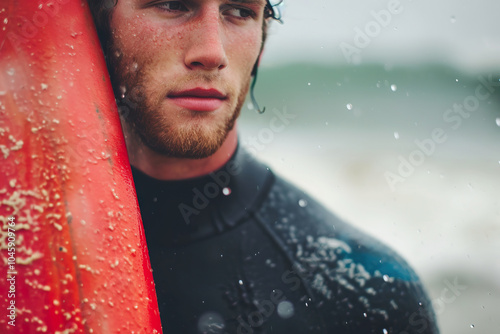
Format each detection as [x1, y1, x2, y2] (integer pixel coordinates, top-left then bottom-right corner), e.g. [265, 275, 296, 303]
[239, 63, 500, 333]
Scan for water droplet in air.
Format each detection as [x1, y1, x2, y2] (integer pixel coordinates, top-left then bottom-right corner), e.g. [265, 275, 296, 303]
[222, 187, 231, 196]
[394, 132, 400, 140]
[307, 82, 311, 86]
[391, 84, 397, 92]
[277, 301, 294, 319]
[383, 329, 388, 334]
[265, 259, 276, 268]
[363, 312, 368, 318]
[346, 103, 353, 110]
[470, 324, 475, 328]
[450, 16, 456, 23]
[495, 118, 500, 127]
[238, 280, 243, 285]
[383, 275, 390, 282]
[298, 199, 308, 208]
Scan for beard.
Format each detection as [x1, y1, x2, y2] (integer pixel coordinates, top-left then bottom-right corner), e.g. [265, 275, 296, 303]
[107, 49, 247, 160]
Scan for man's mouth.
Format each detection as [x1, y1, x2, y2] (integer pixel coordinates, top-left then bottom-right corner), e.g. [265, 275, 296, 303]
[167, 88, 227, 112]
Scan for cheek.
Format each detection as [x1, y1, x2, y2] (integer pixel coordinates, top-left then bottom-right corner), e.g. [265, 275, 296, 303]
[110, 15, 179, 66]
[226, 29, 263, 74]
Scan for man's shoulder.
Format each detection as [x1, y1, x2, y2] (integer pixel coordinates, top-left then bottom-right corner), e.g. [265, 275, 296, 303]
[256, 174, 415, 280]
[252, 170, 439, 333]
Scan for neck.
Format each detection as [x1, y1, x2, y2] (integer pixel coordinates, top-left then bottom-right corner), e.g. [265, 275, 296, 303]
[125, 125, 238, 181]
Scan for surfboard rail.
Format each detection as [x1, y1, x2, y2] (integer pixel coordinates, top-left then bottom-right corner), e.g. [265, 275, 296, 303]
[0, 1, 163, 333]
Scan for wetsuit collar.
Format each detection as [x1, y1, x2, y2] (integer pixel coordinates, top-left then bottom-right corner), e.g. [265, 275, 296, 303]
[132, 145, 274, 246]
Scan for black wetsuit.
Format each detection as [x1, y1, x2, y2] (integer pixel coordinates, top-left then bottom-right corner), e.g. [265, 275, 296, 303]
[132, 146, 439, 334]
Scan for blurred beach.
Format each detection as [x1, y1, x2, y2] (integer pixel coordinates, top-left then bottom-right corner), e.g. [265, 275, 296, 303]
[239, 63, 500, 333]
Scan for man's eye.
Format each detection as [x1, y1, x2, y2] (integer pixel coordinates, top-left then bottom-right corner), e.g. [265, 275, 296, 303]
[155, 1, 188, 12]
[224, 7, 255, 19]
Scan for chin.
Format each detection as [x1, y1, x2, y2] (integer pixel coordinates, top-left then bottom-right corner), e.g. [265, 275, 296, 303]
[137, 120, 230, 159]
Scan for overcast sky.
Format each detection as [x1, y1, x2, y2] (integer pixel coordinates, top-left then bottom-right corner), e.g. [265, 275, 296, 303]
[262, 0, 500, 71]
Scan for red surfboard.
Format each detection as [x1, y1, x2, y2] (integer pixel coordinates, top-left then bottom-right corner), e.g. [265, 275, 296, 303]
[0, 1, 162, 333]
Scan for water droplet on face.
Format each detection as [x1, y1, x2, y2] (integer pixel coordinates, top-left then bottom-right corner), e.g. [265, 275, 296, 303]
[391, 84, 397, 92]
[222, 187, 231, 196]
[277, 301, 294, 319]
[119, 86, 127, 98]
[346, 103, 353, 110]
[298, 199, 308, 208]
[6, 68, 15, 76]
[394, 132, 399, 139]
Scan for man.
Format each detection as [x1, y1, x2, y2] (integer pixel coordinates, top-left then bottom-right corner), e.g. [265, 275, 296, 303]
[88, 1, 439, 333]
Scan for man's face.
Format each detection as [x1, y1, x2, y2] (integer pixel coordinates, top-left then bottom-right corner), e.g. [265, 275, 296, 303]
[108, 0, 267, 158]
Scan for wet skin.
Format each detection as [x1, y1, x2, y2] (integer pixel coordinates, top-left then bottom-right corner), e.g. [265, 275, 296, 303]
[109, 0, 268, 160]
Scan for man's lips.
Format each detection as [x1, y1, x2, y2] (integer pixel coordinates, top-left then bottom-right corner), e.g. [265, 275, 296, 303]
[168, 88, 227, 112]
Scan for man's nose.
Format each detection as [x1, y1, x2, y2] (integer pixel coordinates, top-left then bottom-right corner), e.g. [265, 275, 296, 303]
[184, 9, 228, 71]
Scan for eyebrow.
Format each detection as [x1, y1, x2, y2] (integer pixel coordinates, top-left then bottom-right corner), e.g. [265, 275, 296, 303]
[230, 0, 267, 5]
